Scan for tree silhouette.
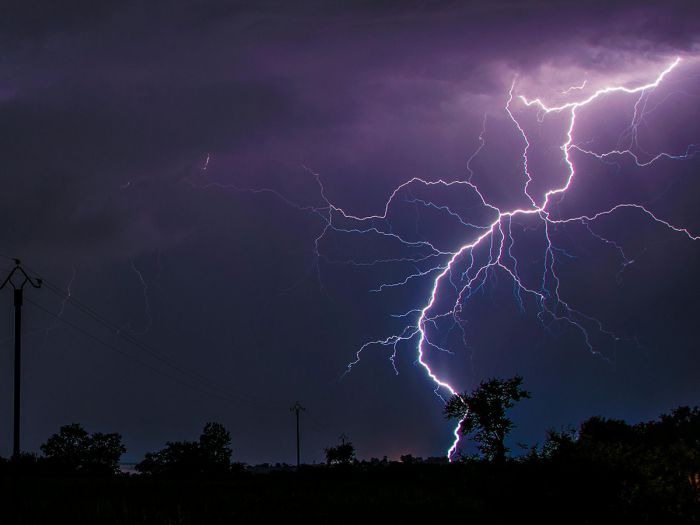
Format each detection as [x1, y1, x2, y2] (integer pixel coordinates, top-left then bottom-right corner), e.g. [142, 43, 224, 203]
[445, 375, 530, 462]
[324, 441, 356, 465]
[41, 423, 125, 475]
[136, 422, 233, 477]
[199, 422, 233, 474]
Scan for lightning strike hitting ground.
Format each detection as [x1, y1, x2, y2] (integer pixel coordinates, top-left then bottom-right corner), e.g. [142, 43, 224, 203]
[315, 56, 698, 459]
[196, 56, 698, 460]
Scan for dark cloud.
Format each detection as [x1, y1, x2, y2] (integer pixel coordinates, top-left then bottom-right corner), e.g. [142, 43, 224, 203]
[0, 0, 698, 463]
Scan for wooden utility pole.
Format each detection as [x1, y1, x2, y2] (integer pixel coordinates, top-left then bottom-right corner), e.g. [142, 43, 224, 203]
[1, 260, 41, 459]
[290, 401, 305, 468]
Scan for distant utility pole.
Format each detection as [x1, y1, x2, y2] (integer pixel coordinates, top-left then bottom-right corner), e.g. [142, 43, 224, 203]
[1, 259, 41, 459]
[290, 401, 305, 468]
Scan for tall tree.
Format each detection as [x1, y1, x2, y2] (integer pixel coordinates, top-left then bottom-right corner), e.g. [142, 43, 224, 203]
[199, 422, 233, 473]
[445, 375, 530, 463]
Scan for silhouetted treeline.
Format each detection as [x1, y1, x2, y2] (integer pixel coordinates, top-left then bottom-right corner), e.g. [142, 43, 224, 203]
[0, 423, 124, 476]
[136, 422, 243, 477]
[524, 406, 700, 520]
[1, 407, 698, 523]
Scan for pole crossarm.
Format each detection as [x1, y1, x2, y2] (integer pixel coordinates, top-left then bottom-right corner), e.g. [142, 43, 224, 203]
[0, 259, 42, 292]
[290, 401, 305, 414]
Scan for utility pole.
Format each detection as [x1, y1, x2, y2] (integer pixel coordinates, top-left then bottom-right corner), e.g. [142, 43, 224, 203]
[1, 259, 41, 460]
[290, 401, 305, 468]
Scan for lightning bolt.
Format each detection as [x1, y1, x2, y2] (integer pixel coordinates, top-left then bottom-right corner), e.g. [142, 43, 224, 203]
[203, 152, 211, 172]
[193, 56, 698, 461]
[560, 79, 588, 94]
[324, 55, 697, 460]
[46, 266, 76, 333]
[128, 260, 153, 336]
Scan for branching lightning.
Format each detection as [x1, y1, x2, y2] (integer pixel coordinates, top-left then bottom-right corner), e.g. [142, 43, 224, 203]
[194, 56, 699, 460]
[560, 79, 587, 94]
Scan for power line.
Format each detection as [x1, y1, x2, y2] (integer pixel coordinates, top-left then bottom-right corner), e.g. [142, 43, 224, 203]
[25, 297, 282, 413]
[6, 257, 333, 464]
[26, 298, 244, 402]
[35, 270, 342, 443]
[32, 277, 285, 413]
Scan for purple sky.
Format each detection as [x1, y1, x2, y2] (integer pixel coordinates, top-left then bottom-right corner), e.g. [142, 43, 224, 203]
[1, 1, 699, 464]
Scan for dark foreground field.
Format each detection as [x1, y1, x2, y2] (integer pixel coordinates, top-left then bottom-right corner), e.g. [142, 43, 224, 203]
[4, 460, 698, 524]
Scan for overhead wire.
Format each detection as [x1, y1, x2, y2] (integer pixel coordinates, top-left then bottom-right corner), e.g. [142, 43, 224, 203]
[24, 297, 276, 409]
[17, 266, 287, 413]
[2, 257, 334, 458]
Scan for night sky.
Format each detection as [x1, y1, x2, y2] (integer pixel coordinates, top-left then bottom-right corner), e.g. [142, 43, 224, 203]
[1, 0, 699, 465]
